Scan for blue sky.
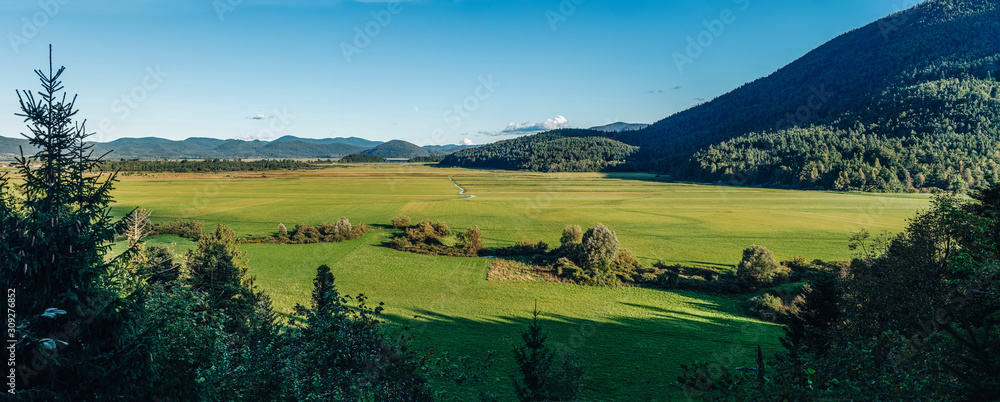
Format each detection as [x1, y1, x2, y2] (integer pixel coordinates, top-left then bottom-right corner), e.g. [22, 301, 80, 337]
[0, 0, 919, 146]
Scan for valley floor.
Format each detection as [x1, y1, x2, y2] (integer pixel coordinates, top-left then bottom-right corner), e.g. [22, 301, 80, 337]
[110, 165, 932, 400]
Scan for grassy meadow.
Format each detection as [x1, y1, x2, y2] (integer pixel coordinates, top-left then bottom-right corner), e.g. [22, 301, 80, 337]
[108, 165, 932, 400]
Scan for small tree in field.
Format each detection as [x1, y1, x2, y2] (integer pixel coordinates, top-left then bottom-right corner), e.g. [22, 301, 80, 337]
[277, 223, 288, 239]
[332, 217, 352, 237]
[737, 244, 782, 288]
[581, 223, 620, 269]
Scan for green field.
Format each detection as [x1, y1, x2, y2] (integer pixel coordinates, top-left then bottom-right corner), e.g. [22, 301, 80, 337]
[108, 165, 932, 400]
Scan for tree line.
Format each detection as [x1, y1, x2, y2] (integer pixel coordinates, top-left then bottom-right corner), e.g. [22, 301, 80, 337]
[97, 158, 314, 173]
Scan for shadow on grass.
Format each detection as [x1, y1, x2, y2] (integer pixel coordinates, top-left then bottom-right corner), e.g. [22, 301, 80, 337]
[374, 300, 783, 401]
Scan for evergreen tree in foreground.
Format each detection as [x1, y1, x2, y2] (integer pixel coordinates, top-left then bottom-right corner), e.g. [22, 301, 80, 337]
[513, 304, 583, 401]
[0, 46, 151, 399]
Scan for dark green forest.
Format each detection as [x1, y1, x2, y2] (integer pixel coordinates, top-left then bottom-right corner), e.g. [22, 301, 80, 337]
[441, 130, 638, 172]
[97, 158, 314, 173]
[444, 0, 1000, 193]
[339, 153, 388, 163]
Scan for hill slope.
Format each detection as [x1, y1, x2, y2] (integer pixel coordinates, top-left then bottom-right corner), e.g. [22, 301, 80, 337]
[361, 140, 432, 159]
[442, 130, 638, 172]
[447, 0, 1000, 192]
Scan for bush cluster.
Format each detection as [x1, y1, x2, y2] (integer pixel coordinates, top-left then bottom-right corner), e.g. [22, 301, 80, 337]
[494, 238, 549, 257]
[389, 219, 483, 257]
[243, 218, 371, 244]
[149, 219, 205, 239]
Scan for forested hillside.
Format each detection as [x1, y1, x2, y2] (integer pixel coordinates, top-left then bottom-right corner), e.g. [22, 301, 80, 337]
[441, 130, 637, 172]
[446, 0, 1000, 193]
[361, 139, 436, 158]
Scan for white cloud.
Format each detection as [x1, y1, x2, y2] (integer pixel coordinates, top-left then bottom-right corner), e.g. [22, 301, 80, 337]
[461, 138, 474, 146]
[483, 115, 570, 136]
[250, 114, 267, 120]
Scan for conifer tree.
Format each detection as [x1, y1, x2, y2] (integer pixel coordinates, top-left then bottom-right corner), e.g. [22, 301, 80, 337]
[0, 45, 151, 399]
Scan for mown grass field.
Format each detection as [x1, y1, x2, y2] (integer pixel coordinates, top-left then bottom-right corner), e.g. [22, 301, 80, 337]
[108, 165, 932, 400]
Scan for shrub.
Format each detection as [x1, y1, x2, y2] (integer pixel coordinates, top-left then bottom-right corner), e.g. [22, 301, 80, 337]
[581, 223, 620, 269]
[431, 220, 452, 237]
[560, 225, 583, 247]
[277, 223, 288, 239]
[554, 257, 580, 277]
[150, 219, 204, 239]
[737, 244, 782, 288]
[393, 216, 412, 229]
[616, 248, 643, 273]
[495, 238, 550, 256]
[457, 226, 486, 255]
[332, 217, 352, 237]
[654, 271, 680, 289]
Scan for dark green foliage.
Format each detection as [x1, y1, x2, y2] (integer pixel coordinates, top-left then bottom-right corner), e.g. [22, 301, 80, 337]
[736, 244, 787, 289]
[687, 79, 1000, 191]
[560, 225, 583, 247]
[311, 264, 336, 314]
[137, 245, 181, 283]
[409, 155, 446, 163]
[149, 218, 204, 239]
[283, 267, 432, 400]
[361, 139, 432, 159]
[184, 224, 260, 335]
[98, 158, 312, 173]
[512, 306, 583, 401]
[389, 218, 481, 257]
[442, 130, 638, 172]
[495, 238, 549, 257]
[0, 48, 153, 399]
[781, 270, 843, 356]
[339, 153, 387, 163]
[138, 282, 225, 400]
[745, 291, 805, 322]
[244, 218, 372, 244]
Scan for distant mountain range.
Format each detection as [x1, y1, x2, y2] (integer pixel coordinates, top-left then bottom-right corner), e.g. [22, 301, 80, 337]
[446, 0, 1000, 193]
[0, 135, 475, 160]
